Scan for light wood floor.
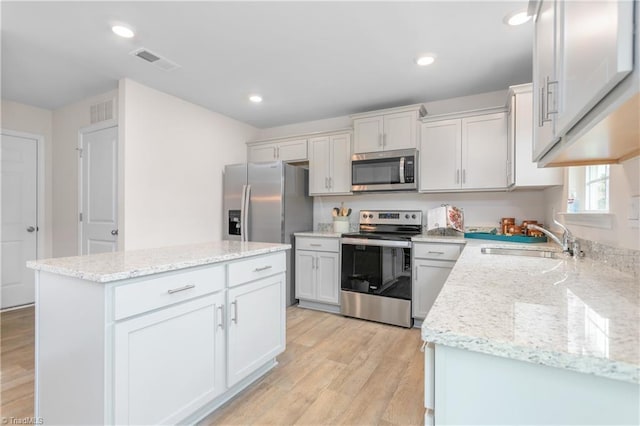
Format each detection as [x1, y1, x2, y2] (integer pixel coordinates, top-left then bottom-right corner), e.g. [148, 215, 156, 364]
[0, 306, 424, 425]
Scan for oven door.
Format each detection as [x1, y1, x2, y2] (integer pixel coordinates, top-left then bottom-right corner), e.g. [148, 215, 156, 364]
[341, 238, 412, 300]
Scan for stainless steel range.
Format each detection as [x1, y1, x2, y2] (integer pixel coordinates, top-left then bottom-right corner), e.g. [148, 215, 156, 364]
[340, 210, 422, 328]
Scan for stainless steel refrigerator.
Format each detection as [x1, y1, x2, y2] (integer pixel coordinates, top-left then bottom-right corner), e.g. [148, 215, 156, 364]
[223, 161, 313, 306]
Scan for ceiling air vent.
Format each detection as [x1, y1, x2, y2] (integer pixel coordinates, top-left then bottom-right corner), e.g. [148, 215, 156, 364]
[130, 48, 181, 72]
[90, 98, 115, 124]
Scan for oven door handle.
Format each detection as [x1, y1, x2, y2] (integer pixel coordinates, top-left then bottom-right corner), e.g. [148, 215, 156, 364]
[341, 238, 412, 249]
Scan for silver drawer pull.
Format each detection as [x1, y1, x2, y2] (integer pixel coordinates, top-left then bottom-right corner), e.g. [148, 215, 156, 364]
[167, 284, 195, 294]
[253, 265, 273, 272]
[428, 251, 445, 255]
[309, 244, 322, 247]
[231, 300, 238, 323]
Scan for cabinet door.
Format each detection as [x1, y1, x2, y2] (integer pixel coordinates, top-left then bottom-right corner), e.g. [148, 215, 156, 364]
[295, 250, 316, 300]
[383, 111, 417, 151]
[413, 259, 454, 319]
[507, 94, 516, 188]
[462, 113, 507, 190]
[248, 143, 276, 162]
[353, 116, 384, 153]
[227, 274, 285, 387]
[277, 139, 308, 162]
[309, 137, 331, 195]
[419, 119, 461, 191]
[532, 0, 559, 161]
[556, 0, 633, 136]
[329, 133, 352, 194]
[114, 293, 225, 425]
[514, 89, 563, 187]
[315, 251, 340, 305]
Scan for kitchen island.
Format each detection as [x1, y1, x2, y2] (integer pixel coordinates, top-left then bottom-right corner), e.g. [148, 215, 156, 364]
[27, 240, 290, 425]
[420, 240, 639, 425]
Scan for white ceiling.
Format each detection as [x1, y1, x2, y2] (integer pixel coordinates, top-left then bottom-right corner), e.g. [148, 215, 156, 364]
[1, 1, 533, 128]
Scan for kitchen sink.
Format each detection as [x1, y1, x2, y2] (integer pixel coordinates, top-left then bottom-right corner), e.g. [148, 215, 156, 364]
[480, 247, 563, 259]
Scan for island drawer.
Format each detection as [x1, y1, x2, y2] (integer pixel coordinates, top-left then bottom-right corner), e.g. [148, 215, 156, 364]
[228, 252, 286, 287]
[414, 243, 462, 261]
[296, 237, 339, 252]
[113, 265, 225, 320]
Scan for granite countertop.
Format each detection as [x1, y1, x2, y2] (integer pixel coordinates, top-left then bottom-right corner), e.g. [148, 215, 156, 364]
[294, 231, 343, 238]
[27, 241, 291, 283]
[422, 240, 640, 384]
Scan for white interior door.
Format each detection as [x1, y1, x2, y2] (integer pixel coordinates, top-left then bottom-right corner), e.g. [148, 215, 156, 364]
[1, 133, 37, 309]
[81, 126, 118, 255]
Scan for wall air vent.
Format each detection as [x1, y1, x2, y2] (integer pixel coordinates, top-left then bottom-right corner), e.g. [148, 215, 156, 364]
[129, 48, 181, 72]
[89, 98, 116, 124]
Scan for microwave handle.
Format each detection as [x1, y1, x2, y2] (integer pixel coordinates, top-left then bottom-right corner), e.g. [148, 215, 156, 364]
[399, 157, 405, 184]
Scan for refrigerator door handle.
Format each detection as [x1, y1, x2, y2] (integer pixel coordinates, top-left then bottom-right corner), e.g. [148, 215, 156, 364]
[240, 184, 247, 242]
[243, 184, 251, 241]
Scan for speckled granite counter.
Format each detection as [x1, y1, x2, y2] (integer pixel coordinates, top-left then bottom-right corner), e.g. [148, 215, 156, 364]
[27, 240, 291, 283]
[421, 240, 640, 384]
[294, 231, 343, 238]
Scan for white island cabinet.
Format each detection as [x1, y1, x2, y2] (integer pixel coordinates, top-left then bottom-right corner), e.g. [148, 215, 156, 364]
[28, 241, 289, 426]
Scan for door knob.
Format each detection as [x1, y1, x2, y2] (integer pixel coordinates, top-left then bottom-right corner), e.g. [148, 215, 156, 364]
[111, 229, 119, 236]
[26, 226, 36, 233]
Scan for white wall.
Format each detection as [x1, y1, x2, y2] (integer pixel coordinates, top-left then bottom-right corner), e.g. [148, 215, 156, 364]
[51, 90, 118, 257]
[544, 157, 640, 250]
[120, 79, 257, 250]
[314, 190, 546, 230]
[1, 100, 54, 257]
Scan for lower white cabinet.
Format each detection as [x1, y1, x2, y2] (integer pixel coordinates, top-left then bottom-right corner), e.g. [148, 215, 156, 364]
[295, 236, 340, 311]
[227, 274, 286, 387]
[114, 293, 226, 425]
[413, 242, 463, 320]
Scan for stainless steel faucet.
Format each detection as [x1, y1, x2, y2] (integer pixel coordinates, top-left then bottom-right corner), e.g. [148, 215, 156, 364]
[527, 219, 581, 256]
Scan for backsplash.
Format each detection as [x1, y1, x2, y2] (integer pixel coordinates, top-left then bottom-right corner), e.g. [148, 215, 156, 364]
[577, 238, 640, 278]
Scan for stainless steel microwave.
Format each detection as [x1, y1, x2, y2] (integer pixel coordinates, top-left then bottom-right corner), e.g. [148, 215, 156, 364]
[351, 149, 418, 192]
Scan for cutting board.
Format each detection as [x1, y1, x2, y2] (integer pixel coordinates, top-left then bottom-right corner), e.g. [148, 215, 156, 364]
[464, 232, 548, 243]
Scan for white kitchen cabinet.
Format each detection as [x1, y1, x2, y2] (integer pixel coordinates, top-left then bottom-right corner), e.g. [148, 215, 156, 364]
[508, 84, 563, 188]
[420, 111, 507, 192]
[247, 138, 308, 162]
[352, 104, 426, 153]
[114, 293, 226, 425]
[425, 344, 639, 425]
[227, 273, 286, 388]
[412, 242, 462, 320]
[295, 236, 340, 312]
[309, 132, 352, 195]
[532, 0, 635, 163]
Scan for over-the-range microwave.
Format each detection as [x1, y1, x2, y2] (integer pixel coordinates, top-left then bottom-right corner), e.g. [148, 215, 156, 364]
[351, 148, 418, 192]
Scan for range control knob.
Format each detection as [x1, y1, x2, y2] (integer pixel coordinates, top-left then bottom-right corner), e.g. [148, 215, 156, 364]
[405, 214, 410, 219]
[362, 214, 367, 219]
[368, 214, 373, 219]
[412, 214, 417, 219]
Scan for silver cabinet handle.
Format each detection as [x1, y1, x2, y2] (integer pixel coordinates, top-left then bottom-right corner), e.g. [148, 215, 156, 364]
[462, 169, 466, 184]
[217, 305, 225, 330]
[546, 77, 559, 116]
[415, 266, 418, 281]
[167, 284, 195, 294]
[111, 229, 119, 236]
[310, 243, 322, 247]
[276, 146, 280, 158]
[231, 300, 238, 323]
[428, 251, 445, 255]
[253, 265, 273, 272]
[27, 226, 36, 233]
[273, 146, 277, 159]
[540, 81, 552, 125]
[328, 177, 332, 189]
[325, 177, 329, 189]
[456, 169, 460, 184]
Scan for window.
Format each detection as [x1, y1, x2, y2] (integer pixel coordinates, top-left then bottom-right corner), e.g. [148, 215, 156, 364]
[567, 165, 610, 212]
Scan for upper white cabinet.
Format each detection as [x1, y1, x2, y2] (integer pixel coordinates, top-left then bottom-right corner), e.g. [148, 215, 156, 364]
[351, 104, 426, 153]
[532, 0, 636, 165]
[309, 132, 352, 195]
[420, 111, 508, 192]
[247, 138, 308, 162]
[508, 84, 563, 188]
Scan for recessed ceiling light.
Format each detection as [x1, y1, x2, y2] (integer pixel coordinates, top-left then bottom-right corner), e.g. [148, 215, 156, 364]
[504, 11, 531, 26]
[112, 25, 135, 38]
[415, 55, 436, 66]
[249, 95, 263, 103]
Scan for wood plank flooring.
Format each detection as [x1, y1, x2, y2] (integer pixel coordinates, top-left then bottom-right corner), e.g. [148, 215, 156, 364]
[0, 305, 424, 425]
[200, 307, 424, 426]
